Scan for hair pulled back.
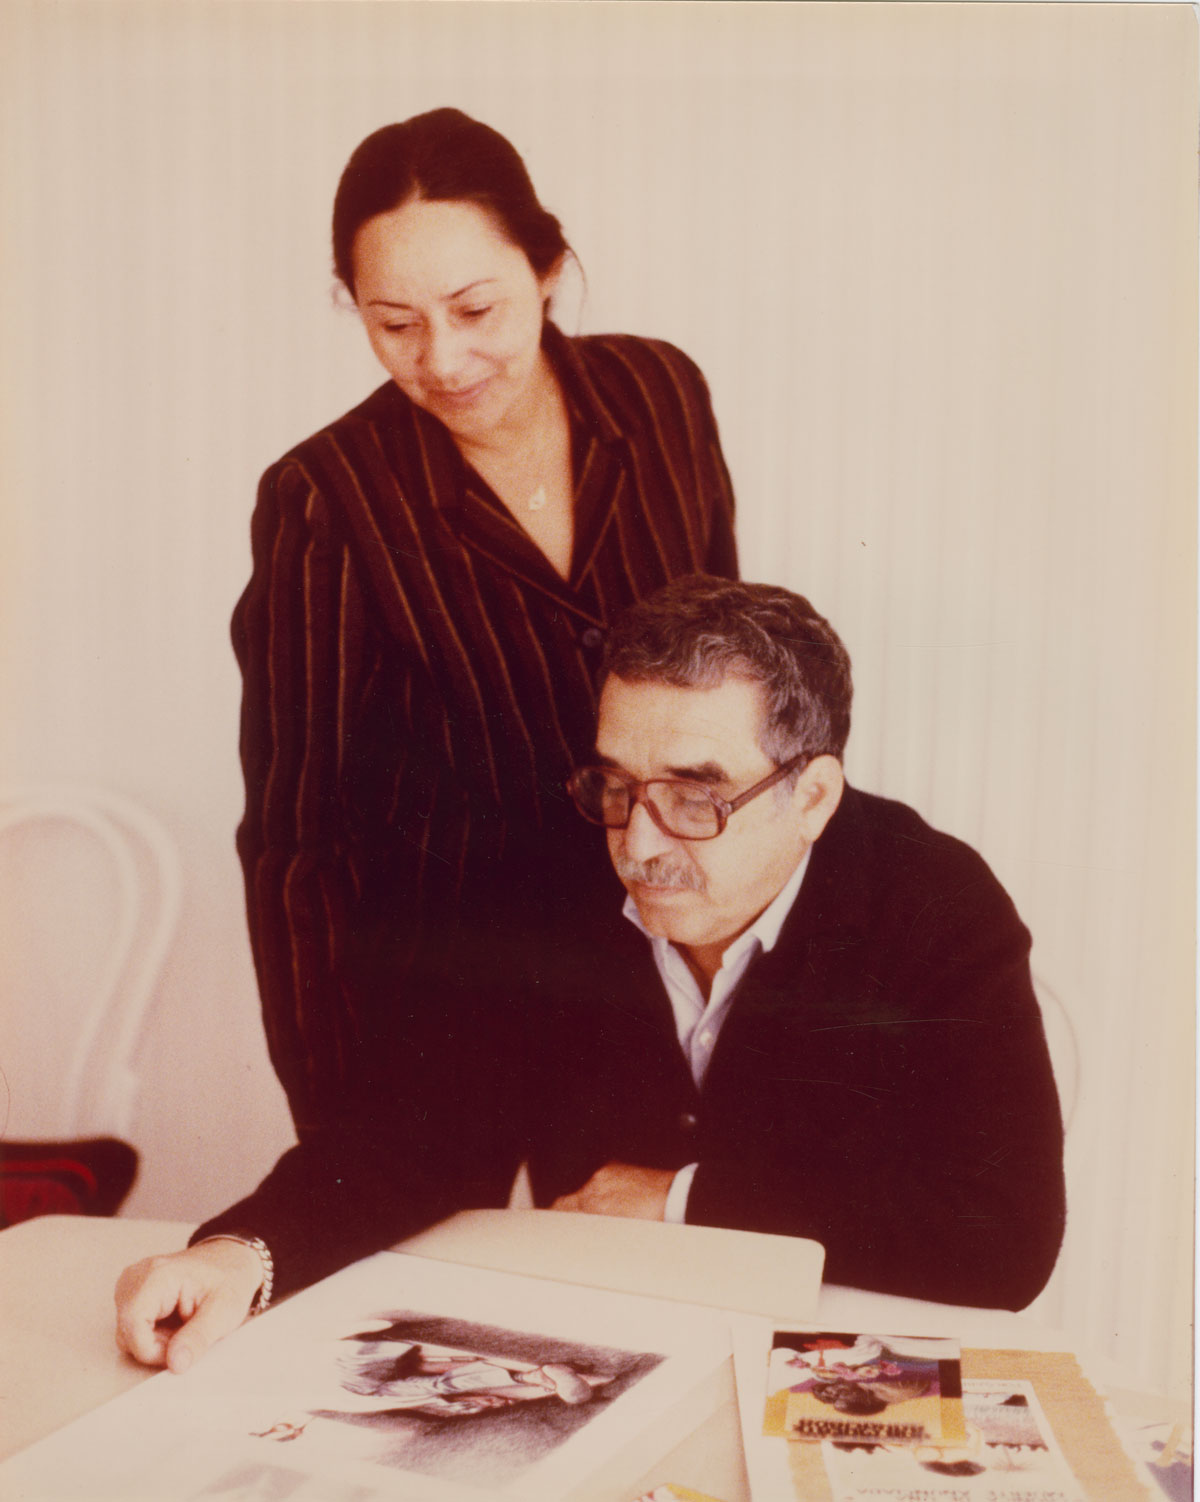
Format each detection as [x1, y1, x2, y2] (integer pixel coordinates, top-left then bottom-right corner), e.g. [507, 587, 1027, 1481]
[332, 108, 570, 298]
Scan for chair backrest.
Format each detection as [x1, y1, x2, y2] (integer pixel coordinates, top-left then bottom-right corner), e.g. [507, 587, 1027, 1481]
[0, 785, 182, 1140]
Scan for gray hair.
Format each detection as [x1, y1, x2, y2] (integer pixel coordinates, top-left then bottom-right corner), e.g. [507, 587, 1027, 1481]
[602, 576, 852, 764]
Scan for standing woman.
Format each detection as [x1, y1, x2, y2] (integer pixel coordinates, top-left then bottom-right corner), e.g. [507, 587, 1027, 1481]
[116, 108, 736, 1368]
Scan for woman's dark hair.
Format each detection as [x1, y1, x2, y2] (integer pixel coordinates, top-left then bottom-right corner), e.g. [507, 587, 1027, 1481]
[332, 108, 570, 297]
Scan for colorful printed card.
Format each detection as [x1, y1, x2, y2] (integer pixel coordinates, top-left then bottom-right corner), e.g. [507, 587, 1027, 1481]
[819, 1376, 1087, 1501]
[763, 1330, 966, 1447]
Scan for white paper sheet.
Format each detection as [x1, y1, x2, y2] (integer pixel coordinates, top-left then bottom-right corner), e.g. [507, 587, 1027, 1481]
[0, 1251, 732, 1502]
[732, 1314, 795, 1499]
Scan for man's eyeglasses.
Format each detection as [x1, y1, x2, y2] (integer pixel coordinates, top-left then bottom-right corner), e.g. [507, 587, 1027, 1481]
[565, 753, 809, 841]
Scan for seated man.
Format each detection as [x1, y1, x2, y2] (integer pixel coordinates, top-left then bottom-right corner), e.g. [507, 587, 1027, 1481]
[528, 576, 1065, 1307]
[116, 578, 1064, 1372]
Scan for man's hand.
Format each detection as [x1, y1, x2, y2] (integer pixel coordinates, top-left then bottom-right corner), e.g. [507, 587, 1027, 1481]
[114, 1240, 264, 1374]
[550, 1162, 674, 1220]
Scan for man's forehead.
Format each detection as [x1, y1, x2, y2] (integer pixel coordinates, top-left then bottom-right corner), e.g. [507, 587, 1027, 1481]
[595, 674, 768, 768]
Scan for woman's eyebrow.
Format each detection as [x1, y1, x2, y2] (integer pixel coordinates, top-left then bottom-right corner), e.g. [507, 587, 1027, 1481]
[448, 279, 499, 299]
[365, 278, 499, 309]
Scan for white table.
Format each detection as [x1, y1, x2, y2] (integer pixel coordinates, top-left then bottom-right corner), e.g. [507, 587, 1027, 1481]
[0, 1211, 1084, 1499]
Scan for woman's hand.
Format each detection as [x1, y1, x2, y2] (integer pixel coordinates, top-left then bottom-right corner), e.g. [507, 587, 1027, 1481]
[114, 1240, 264, 1373]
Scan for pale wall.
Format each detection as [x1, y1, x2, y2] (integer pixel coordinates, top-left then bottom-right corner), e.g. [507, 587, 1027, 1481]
[1, 1, 1194, 1399]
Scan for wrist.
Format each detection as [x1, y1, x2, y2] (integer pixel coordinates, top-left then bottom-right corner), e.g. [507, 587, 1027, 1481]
[193, 1234, 275, 1315]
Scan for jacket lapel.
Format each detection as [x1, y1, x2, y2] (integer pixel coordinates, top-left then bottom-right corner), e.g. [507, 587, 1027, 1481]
[705, 787, 874, 1054]
[396, 326, 633, 626]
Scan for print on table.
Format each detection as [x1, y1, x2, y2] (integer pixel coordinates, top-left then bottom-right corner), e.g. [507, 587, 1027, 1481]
[246, 1310, 664, 1488]
[764, 1330, 964, 1446]
[821, 1378, 1086, 1500]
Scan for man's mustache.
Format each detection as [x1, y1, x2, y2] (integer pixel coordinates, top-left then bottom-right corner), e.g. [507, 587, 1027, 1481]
[612, 853, 703, 892]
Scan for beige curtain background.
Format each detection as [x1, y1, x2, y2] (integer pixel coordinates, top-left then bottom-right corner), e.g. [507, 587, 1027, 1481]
[1, 2, 1194, 1399]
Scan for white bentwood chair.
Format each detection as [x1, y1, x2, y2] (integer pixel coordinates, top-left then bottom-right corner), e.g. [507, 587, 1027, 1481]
[0, 785, 182, 1219]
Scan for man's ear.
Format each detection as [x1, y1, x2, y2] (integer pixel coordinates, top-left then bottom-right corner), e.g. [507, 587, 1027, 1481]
[793, 755, 844, 843]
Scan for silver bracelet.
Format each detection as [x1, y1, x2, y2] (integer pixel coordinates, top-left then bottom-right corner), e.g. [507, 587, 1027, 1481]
[195, 1234, 275, 1315]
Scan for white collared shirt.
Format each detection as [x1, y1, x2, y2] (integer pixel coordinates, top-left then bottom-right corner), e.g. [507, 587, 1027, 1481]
[621, 849, 812, 1221]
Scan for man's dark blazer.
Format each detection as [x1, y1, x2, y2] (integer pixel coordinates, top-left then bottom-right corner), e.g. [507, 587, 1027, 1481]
[525, 784, 1067, 1312]
[197, 785, 1065, 1313]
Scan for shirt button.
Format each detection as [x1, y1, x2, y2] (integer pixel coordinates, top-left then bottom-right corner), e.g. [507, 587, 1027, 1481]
[699, 1030, 714, 1048]
[580, 626, 606, 650]
[679, 1112, 699, 1133]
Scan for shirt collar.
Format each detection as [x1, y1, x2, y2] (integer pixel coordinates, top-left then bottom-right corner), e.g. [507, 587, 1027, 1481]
[621, 845, 813, 970]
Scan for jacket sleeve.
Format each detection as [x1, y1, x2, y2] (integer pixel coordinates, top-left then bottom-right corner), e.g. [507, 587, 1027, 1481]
[213, 460, 525, 1290]
[650, 339, 738, 581]
[691, 360, 738, 579]
[192, 971, 526, 1297]
[230, 457, 385, 1130]
[684, 865, 1067, 1311]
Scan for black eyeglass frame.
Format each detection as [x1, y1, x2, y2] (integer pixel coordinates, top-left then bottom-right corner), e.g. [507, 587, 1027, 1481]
[565, 751, 810, 841]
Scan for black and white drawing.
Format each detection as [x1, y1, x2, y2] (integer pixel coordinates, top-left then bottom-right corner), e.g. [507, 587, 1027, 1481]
[247, 1310, 664, 1487]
